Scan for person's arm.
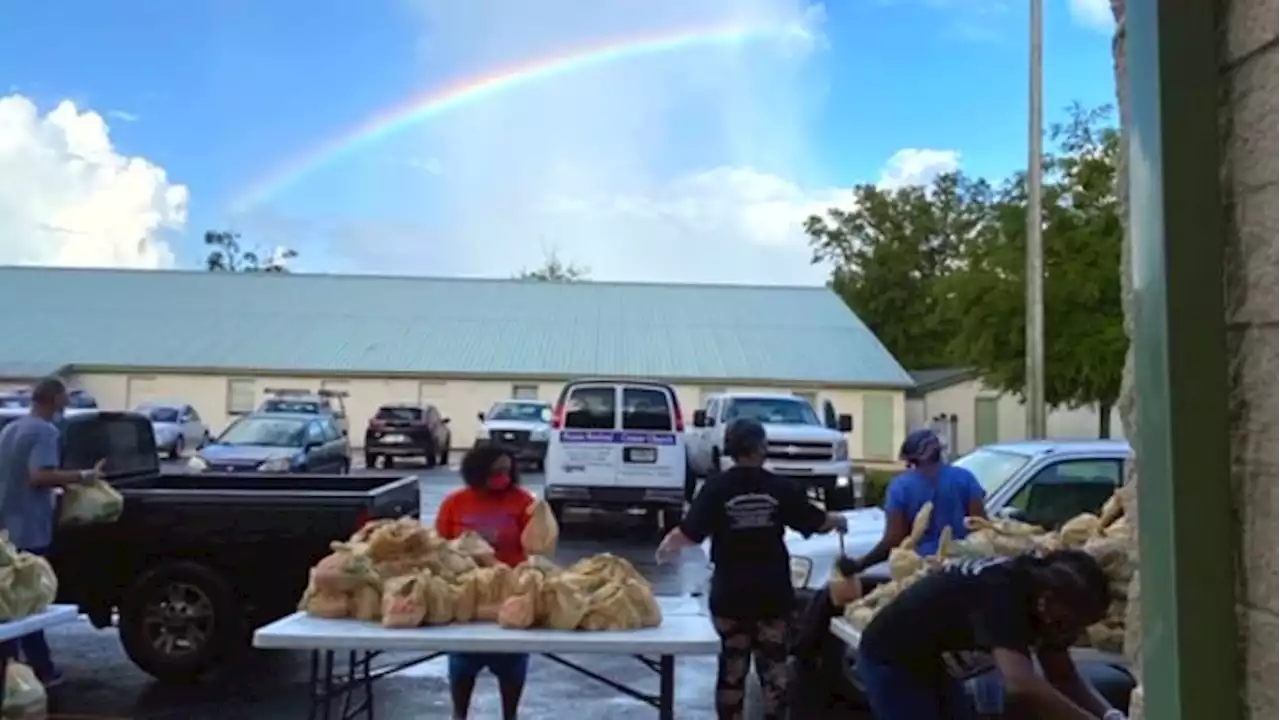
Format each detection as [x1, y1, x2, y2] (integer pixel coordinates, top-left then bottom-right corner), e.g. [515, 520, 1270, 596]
[1038, 647, 1117, 718]
[434, 494, 462, 539]
[961, 468, 988, 519]
[28, 427, 98, 489]
[777, 476, 845, 536]
[657, 479, 719, 559]
[851, 480, 910, 571]
[973, 572, 1099, 720]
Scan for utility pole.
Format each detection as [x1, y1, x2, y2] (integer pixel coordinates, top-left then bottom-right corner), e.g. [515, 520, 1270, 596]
[1025, 0, 1047, 438]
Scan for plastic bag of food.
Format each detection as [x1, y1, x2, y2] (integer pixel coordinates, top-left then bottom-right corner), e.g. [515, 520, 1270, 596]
[569, 554, 649, 586]
[521, 500, 560, 556]
[59, 479, 124, 526]
[366, 518, 434, 562]
[426, 548, 479, 579]
[472, 565, 517, 607]
[0, 554, 58, 620]
[2, 662, 46, 719]
[382, 575, 428, 628]
[1058, 513, 1102, 547]
[352, 585, 381, 622]
[312, 544, 380, 594]
[448, 531, 497, 567]
[541, 576, 590, 630]
[0, 534, 19, 568]
[301, 586, 351, 618]
[580, 581, 644, 631]
[619, 578, 662, 628]
[420, 573, 457, 625]
[497, 592, 537, 629]
[827, 556, 863, 606]
[452, 571, 480, 623]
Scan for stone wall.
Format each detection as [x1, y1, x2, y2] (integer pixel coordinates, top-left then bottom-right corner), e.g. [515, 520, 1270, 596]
[1221, 0, 1278, 710]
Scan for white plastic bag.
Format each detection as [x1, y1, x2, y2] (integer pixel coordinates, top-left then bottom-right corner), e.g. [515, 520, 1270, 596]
[59, 479, 124, 526]
[2, 662, 47, 719]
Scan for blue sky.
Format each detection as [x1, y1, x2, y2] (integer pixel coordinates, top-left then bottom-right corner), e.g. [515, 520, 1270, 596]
[0, 0, 1117, 283]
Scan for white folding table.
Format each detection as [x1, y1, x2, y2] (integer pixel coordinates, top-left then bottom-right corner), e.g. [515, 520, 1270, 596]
[0, 605, 80, 694]
[254, 596, 719, 720]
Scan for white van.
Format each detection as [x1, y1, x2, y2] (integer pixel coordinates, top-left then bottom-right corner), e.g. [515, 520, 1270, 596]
[543, 378, 691, 531]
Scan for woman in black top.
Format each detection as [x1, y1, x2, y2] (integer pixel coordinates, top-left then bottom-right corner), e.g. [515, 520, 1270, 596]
[656, 418, 847, 720]
[857, 550, 1124, 720]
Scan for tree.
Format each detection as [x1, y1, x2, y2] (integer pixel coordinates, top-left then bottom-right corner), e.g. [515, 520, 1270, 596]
[942, 104, 1126, 436]
[204, 230, 297, 273]
[516, 249, 589, 282]
[805, 173, 990, 369]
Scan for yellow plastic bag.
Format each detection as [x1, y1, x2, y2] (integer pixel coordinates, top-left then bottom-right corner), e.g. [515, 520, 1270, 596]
[0, 554, 58, 621]
[520, 500, 560, 556]
[59, 479, 124, 526]
[2, 662, 46, 719]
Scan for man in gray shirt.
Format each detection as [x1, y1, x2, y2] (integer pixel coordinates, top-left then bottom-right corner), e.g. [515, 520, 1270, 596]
[0, 377, 103, 687]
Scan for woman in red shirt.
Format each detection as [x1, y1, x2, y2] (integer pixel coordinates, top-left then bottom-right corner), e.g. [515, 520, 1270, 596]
[434, 445, 535, 720]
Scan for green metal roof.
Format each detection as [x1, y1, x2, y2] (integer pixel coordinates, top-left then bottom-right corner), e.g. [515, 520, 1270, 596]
[0, 267, 912, 386]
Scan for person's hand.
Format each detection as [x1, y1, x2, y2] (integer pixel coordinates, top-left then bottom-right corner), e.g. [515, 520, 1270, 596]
[79, 458, 107, 484]
[826, 512, 849, 534]
[654, 532, 680, 564]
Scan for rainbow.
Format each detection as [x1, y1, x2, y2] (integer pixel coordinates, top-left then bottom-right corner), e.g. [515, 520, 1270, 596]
[232, 22, 792, 210]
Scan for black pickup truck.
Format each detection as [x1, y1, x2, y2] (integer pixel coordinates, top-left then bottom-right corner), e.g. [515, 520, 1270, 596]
[46, 410, 420, 682]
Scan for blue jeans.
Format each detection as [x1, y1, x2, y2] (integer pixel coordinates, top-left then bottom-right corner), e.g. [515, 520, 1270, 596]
[857, 648, 977, 720]
[0, 547, 54, 678]
[447, 653, 529, 685]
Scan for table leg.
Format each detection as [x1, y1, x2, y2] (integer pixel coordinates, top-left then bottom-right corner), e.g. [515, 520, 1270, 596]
[658, 655, 675, 720]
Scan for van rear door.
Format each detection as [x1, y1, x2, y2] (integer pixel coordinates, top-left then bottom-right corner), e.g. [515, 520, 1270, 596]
[614, 384, 682, 489]
[554, 382, 623, 487]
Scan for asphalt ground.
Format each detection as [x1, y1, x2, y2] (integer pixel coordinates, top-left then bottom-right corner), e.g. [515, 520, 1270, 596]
[38, 463, 754, 720]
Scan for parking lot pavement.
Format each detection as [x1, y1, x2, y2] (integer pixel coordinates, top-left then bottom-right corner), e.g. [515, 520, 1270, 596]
[46, 468, 724, 719]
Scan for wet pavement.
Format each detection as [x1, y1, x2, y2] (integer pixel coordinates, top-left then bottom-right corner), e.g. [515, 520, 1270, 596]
[42, 466, 734, 719]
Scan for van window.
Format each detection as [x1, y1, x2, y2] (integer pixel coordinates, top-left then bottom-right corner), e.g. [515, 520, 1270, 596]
[622, 388, 673, 431]
[564, 386, 616, 430]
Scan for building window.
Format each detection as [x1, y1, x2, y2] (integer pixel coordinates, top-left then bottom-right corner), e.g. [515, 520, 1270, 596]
[511, 384, 539, 400]
[226, 378, 257, 415]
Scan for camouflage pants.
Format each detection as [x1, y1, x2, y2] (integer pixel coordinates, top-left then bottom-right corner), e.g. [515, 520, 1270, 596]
[712, 616, 790, 720]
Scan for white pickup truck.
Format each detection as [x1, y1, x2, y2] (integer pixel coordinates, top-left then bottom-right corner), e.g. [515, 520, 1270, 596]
[783, 439, 1137, 715]
[687, 392, 861, 510]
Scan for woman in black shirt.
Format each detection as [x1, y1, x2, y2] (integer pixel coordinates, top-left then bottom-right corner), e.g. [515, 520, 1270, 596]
[857, 550, 1123, 720]
[656, 418, 847, 720]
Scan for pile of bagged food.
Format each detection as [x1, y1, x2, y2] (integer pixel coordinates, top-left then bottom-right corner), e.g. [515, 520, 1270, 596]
[839, 493, 1133, 653]
[297, 502, 663, 632]
[0, 533, 58, 623]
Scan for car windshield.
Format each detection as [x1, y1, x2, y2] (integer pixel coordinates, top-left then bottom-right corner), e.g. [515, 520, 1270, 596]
[488, 402, 548, 421]
[217, 417, 306, 447]
[724, 397, 819, 425]
[143, 407, 180, 423]
[0, 395, 29, 410]
[951, 448, 1032, 495]
[261, 399, 321, 414]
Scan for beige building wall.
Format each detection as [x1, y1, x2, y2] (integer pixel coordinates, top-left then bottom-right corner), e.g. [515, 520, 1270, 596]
[67, 371, 905, 458]
[907, 378, 1126, 454]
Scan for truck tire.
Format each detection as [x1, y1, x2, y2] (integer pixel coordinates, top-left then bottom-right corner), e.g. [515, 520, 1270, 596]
[119, 560, 246, 683]
[423, 441, 438, 469]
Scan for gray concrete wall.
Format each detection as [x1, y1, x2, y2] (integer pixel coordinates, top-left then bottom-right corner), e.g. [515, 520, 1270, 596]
[1112, 0, 1277, 715]
[1221, 0, 1278, 710]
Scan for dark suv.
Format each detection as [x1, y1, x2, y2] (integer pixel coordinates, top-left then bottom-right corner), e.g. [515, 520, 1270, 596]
[364, 403, 452, 469]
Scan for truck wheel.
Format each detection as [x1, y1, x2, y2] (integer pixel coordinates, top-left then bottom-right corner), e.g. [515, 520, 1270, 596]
[170, 437, 185, 460]
[439, 441, 451, 468]
[423, 443, 438, 469]
[119, 560, 245, 683]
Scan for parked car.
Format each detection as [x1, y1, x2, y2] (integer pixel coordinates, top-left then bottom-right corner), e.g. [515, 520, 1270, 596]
[0, 387, 98, 416]
[257, 387, 350, 436]
[779, 439, 1135, 713]
[48, 409, 419, 682]
[188, 412, 351, 474]
[475, 399, 552, 470]
[135, 401, 210, 459]
[543, 378, 690, 531]
[688, 392, 860, 509]
[364, 402, 452, 469]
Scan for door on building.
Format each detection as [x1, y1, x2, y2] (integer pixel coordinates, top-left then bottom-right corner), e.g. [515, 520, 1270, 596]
[861, 394, 895, 460]
[974, 397, 1000, 447]
[125, 376, 159, 409]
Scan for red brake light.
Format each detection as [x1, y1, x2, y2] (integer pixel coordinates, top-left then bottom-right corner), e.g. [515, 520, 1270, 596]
[672, 394, 685, 432]
[550, 401, 566, 429]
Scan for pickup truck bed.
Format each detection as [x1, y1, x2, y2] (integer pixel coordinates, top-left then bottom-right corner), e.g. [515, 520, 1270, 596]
[50, 468, 419, 682]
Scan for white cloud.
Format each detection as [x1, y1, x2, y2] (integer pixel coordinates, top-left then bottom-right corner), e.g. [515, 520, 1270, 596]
[877, 148, 962, 189]
[1067, 0, 1116, 32]
[0, 94, 187, 268]
[107, 109, 141, 123]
